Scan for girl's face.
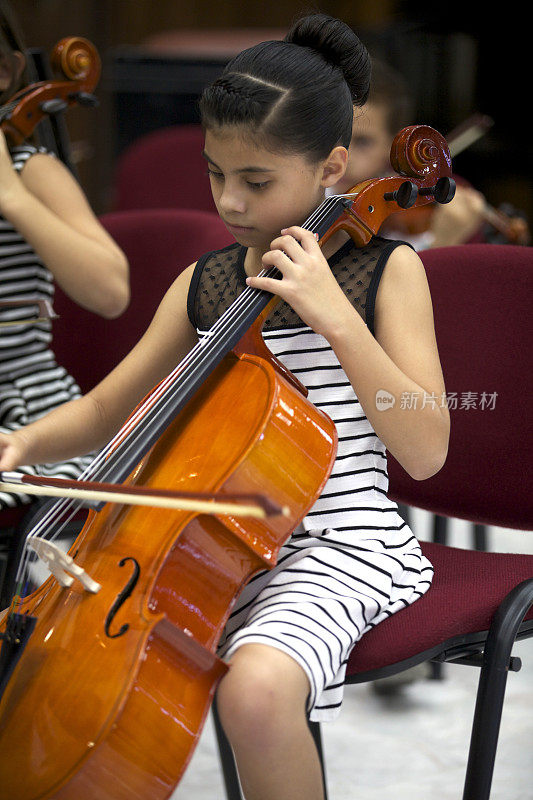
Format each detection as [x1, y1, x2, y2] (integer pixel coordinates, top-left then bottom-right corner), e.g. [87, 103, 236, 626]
[203, 127, 340, 252]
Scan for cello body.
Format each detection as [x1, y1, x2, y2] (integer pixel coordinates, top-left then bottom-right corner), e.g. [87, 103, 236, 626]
[0, 344, 337, 800]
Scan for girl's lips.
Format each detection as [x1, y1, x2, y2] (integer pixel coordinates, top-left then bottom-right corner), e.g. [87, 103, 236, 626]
[224, 221, 254, 233]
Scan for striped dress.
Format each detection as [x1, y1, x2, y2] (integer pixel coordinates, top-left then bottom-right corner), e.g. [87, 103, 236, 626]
[187, 236, 434, 722]
[0, 144, 92, 510]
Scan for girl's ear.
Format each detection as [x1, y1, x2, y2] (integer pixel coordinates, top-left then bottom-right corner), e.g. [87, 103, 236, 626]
[321, 146, 348, 189]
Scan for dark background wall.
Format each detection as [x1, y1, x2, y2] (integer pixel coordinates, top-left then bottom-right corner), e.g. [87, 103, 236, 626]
[13, 1, 530, 224]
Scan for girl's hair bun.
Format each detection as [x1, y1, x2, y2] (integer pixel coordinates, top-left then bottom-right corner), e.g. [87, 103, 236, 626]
[285, 13, 371, 106]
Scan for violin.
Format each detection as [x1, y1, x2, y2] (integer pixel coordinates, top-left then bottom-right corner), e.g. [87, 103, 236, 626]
[0, 36, 100, 146]
[381, 114, 530, 245]
[0, 124, 453, 800]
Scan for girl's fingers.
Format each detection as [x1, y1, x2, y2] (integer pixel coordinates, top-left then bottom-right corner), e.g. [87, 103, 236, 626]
[262, 247, 294, 272]
[245, 274, 284, 294]
[267, 234, 303, 262]
[279, 226, 320, 252]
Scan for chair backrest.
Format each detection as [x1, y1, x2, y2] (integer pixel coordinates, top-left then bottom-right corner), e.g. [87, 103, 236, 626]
[387, 243, 533, 530]
[52, 207, 232, 393]
[112, 124, 216, 214]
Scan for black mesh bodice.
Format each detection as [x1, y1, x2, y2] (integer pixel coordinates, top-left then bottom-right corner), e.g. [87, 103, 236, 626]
[187, 235, 409, 336]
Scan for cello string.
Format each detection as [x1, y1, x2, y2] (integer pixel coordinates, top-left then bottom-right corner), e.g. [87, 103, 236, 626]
[62, 195, 344, 483]
[12, 195, 345, 596]
[15, 194, 341, 540]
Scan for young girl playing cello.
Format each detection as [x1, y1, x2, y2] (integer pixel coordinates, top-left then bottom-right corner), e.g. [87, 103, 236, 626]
[0, 13, 449, 799]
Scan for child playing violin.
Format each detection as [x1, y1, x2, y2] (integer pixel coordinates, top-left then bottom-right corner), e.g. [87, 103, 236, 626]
[0, 0, 129, 518]
[0, 13, 448, 799]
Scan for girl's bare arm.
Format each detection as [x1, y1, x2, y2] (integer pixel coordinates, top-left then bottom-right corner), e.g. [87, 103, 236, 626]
[0, 264, 198, 471]
[0, 133, 129, 318]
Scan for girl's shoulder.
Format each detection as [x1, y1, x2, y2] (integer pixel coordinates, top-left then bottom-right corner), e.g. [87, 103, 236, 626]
[187, 241, 245, 331]
[373, 238, 434, 339]
[329, 234, 414, 336]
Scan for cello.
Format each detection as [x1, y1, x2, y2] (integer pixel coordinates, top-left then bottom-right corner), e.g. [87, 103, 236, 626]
[0, 124, 454, 800]
[0, 36, 100, 146]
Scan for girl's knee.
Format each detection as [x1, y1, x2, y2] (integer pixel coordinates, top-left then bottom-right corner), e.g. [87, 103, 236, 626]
[216, 644, 310, 749]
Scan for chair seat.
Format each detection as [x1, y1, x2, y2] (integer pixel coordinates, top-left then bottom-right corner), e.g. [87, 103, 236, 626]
[346, 541, 533, 679]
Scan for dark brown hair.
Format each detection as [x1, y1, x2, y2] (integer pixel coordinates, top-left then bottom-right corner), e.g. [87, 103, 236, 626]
[199, 13, 371, 162]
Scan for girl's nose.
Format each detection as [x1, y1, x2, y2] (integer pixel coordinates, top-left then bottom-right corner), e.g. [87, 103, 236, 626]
[218, 184, 246, 215]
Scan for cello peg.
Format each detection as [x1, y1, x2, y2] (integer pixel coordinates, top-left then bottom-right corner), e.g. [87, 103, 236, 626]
[72, 91, 99, 108]
[419, 176, 456, 204]
[39, 98, 68, 115]
[383, 180, 418, 209]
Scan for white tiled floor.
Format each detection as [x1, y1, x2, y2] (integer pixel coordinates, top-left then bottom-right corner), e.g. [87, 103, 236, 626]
[173, 510, 533, 799]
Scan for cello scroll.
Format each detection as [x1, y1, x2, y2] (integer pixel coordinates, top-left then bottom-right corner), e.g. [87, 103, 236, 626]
[320, 124, 456, 248]
[0, 36, 101, 146]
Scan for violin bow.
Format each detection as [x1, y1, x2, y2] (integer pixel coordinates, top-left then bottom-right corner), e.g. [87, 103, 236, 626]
[445, 113, 494, 158]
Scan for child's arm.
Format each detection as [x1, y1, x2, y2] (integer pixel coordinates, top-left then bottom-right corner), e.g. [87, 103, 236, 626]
[328, 244, 450, 479]
[0, 264, 198, 471]
[251, 227, 450, 481]
[0, 131, 129, 319]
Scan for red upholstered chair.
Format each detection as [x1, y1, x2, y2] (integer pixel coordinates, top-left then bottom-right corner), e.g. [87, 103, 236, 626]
[213, 243, 533, 800]
[52, 207, 232, 392]
[111, 124, 216, 215]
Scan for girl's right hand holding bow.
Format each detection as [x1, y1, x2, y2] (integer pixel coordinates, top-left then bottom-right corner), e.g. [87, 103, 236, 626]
[0, 429, 30, 473]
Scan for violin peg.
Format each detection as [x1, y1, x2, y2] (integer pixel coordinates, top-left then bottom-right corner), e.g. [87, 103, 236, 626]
[383, 180, 418, 209]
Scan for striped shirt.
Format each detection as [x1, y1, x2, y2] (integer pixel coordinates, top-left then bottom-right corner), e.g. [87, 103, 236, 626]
[188, 236, 433, 721]
[0, 145, 92, 509]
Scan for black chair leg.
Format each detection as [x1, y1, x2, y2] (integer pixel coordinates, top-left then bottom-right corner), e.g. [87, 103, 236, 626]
[462, 578, 533, 800]
[429, 515, 449, 680]
[308, 719, 329, 800]
[473, 523, 488, 551]
[212, 697, 243, 800]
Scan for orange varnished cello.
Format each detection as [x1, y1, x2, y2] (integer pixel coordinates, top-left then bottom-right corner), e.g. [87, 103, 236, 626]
[0, 125, 454, 800]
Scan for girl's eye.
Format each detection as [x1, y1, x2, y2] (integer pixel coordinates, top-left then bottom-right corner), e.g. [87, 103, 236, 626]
[206, 168, 223, 180]
[247, 181, 270, 190]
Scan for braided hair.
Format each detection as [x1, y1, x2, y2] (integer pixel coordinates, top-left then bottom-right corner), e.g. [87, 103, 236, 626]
[199, 13, 371, 162]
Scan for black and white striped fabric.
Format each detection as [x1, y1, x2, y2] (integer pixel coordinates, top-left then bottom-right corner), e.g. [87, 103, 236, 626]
[0, 145, 93, 509]
[189, 237, 434, 722]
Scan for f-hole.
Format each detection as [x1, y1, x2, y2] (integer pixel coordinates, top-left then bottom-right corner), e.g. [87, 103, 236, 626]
[104, 557, 140, 638]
